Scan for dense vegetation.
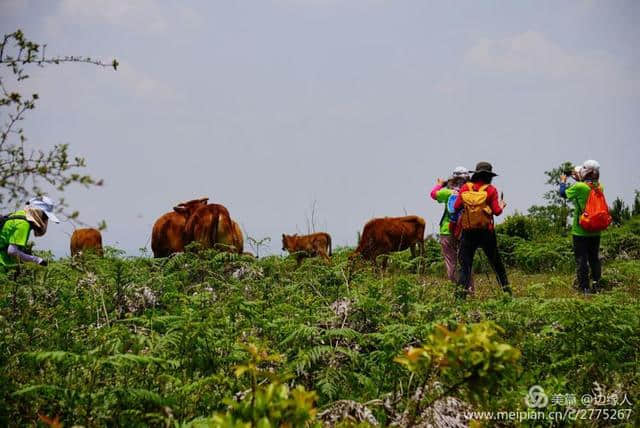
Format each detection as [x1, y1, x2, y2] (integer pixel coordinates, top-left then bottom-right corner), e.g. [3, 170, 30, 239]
[0, 215, 640, 426]
[1, 213, 639, 427]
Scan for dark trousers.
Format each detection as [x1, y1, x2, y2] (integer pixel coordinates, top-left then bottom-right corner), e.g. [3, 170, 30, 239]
[572, 235, 601, 290]
[457, 229, 509, 291]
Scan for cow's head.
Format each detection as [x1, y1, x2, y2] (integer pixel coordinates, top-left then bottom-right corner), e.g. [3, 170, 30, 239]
[173, 197, 208, 218]
[282, 234, 297, 252]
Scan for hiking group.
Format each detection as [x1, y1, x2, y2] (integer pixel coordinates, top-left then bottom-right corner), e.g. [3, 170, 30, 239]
[431, 160, 611, 297]
[1, 160, 612, 297]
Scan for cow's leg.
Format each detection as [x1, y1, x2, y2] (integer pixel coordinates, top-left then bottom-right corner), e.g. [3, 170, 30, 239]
[410, 243, 416, 259]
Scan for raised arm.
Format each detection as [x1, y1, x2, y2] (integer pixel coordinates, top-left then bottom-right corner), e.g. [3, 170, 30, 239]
[430, 178, 446, 200]
[430, 183, 444, 200]
[7, 244, 46, 265]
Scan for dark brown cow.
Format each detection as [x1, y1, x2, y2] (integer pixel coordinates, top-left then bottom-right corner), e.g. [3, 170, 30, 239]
[70, 228, 103, 256]
[282, 232, 332, 265]
[184, 203, 233, 250]
[351, 216, 425, 269]
[151, 197, 209, 258]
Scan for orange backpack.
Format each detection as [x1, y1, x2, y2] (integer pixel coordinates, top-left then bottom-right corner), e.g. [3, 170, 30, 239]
[579, 183, 612, 232]
[459, 183, 493, 230]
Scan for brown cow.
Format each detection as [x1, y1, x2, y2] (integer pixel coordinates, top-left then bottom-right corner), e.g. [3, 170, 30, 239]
[151, 197, 209, 258]
[282, 232, 332, 265]
[216, 215, 244, 253]
[184, 203, 233, 250]
[70, 228, 103, 256]
[351, 215, 425, 269]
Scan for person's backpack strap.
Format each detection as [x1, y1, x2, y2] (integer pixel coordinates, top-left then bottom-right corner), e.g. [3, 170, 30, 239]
[1, 215, 28, 225]
[577, 182, 596, 214]
[0, 214, 29, 251]
[0, 214, 28, 231]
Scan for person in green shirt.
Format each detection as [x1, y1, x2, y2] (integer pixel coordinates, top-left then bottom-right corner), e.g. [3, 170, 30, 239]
[429, 166, 474, 290]
[559, 160, 603, 294]
[0, 196, 60, 272]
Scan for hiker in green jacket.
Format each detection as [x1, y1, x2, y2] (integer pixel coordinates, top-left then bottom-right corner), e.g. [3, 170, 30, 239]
[559, 160, 605, 294]
[0, 197, 60, 272]
[429, 166, 474, 290]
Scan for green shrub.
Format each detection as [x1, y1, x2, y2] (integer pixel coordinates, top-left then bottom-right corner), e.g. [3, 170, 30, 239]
[512, 237, 573, 273]
[1, 229, 639, 426]
[601, 219, 640, 260]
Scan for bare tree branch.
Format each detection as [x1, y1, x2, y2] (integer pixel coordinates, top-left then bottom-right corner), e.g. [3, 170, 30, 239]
[0, 29, 116, 228]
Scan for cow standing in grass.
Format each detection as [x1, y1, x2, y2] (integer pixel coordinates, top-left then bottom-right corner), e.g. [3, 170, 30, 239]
[151, 197, 208, 258]
[70, 228, 103, 257]
[216, 215, 244, 253]
[282, 232, 332, 266]
[184, 203, 233, 251]
[351, 215, 425, 270]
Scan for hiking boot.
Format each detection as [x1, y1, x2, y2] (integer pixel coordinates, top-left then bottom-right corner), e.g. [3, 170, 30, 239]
[502, 285, 513, 296]
[592, 281, 602, 293]
[582, 288, 594, 296]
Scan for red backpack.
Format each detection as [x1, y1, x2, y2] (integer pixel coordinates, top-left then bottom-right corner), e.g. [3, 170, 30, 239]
[579, 183, 612, 232]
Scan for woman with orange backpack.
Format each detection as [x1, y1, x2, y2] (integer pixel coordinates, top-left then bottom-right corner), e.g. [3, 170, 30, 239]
[453, 162, 510, 298]
[559, 160, 612, 294]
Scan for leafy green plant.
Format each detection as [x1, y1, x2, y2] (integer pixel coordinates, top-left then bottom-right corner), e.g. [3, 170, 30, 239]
[610, 197, 632, 226]
[396, 322, 521, 399]
[1, 220, 639, 426]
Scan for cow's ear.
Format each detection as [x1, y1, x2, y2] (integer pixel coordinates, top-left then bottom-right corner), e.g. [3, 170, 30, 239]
[174, 205, 187, 213]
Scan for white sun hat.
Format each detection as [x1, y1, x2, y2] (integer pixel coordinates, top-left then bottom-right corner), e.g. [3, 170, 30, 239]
[452, 166, 470, 178]
[580, 159, 600, 179]
[583, 159, 600, 170]
[27, 196, 60, 223]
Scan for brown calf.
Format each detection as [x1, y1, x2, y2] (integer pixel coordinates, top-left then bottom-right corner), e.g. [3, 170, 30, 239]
[70, 228, 103, 256]
[282, 232, 332, 265]
[351, 215, 425, 269]
[151, 197, 208, 258]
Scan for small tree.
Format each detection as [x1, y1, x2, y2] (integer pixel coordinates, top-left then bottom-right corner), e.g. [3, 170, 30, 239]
[0, 29, 117, 222]
[528, 161, 573, 234]
[633, 190, 640, 217]
[610, 197, 631, 226]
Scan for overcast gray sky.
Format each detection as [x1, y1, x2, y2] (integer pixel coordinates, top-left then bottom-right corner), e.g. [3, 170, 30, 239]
[2, 0, 639, 256]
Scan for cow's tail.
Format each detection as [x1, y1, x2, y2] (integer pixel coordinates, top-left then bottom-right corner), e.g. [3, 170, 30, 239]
[210, 209, 223, 249]
[327, 233, 332, 256]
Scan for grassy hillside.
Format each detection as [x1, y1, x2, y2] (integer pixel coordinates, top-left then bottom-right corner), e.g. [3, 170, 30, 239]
[1, 218, 639, 427]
